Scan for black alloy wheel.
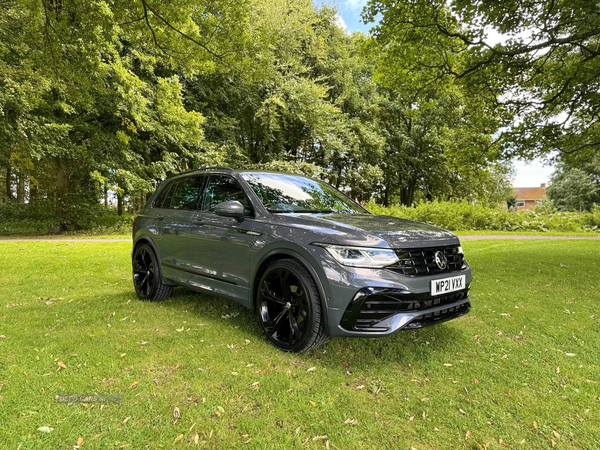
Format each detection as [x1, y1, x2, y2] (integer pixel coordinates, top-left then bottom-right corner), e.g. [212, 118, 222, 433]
[257, 259, 329, 352]
[132, 243, 172, 302]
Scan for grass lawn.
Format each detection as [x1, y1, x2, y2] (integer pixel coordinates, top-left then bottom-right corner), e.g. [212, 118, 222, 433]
[455, 230, 600, 237]
[0, 240, 599, 449]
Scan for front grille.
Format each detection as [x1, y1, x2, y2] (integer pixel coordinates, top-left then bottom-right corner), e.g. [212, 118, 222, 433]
[404, 302, 471, 329]
[340, 288, 469, 332]
[387, 245, 464, 276]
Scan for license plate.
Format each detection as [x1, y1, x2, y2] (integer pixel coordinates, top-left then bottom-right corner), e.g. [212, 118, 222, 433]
[431, 275, 466, 296]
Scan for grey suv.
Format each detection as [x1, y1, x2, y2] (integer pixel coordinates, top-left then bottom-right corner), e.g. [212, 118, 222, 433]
[132, 167, 471, 352]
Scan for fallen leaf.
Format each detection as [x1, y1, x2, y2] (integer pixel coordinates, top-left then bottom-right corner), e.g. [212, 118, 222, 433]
[473, 378, 479, 384]
[37, 426, 54, 433]
[355, 385, 365, 390]
[122, 416, 130, 424]
[408, 416, 414, 422]
[533, 421, 538, 429]
[77, 437, 83, 446]
[57, 361, 67, 370]
[553, 430, 561, 439]
[465, 431, 471, 440]
[552, 439, 557, 447]
[459, 408, 466, 415]
[312, 435, 327, 440]
[92, 434, 101, 440]
[565, 353, 576, 357]
[310, 401, 317, 406]
[128, 381, 138, 389]
[307, 367, 316, 372]
[231, 372, 238, 376]
[174, 434, 183, 444]
[0, 335, 5, 338]
[173, 406, 181, 419]
[344, 418, 358, 425]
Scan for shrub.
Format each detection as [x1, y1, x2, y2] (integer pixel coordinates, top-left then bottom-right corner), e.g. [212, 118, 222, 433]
[366, 200, 600, 233]
[0, 200, 134, 236]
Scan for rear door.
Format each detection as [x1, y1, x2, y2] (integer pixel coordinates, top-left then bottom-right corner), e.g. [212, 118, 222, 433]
[187, 174, 259, 306]
[156, 175, 206, 284]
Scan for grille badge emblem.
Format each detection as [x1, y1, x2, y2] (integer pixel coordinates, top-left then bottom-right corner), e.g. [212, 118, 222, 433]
[434, 251, 448, 270]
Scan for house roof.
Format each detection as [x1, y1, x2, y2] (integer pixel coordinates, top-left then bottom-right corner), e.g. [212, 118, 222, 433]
[513, 186, 546, 200]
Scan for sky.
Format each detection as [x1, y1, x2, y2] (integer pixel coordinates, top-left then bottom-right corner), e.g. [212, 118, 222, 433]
[320, 0, 555, 188]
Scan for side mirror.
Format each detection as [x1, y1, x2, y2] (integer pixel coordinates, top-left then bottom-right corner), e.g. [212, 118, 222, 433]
[215, 200, 245, 222]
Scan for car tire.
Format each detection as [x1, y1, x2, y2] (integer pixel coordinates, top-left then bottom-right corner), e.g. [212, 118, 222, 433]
[256, 259, 329, 352]
[132, 243, 172, 302]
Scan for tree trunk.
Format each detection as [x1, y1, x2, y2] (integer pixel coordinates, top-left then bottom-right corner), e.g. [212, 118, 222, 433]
[56, 157, 71, 225]
[383, 184, 389, 207]
[16, 174, 25, 203]
[104, 183, 108, 207]
[117, 191, 123, 216]
[6, 165, 13, 200]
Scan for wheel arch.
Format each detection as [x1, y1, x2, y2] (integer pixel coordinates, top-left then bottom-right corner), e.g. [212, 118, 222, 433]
[133, 234, 168, 283]
[251, 247, 331, 331]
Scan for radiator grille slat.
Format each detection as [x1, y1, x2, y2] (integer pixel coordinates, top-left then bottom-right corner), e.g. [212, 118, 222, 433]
[388, 245, 465, 276]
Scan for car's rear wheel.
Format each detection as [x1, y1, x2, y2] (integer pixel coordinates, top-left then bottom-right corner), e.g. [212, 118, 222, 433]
[132, 243, 172, 302]
[257, 259, 329, 352]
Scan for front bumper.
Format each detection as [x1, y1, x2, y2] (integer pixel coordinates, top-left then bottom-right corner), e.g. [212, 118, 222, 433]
[337, 287, 470, 335]
[317, 250, 473, 337]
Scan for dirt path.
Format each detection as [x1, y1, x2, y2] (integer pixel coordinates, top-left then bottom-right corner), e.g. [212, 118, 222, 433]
[1, 235, 599, 242]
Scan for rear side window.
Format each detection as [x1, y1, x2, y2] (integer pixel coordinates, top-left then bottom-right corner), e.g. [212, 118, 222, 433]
[202, 175, 252, 216]
[153, 181, 173, 208]
[168, 176, 205, 210]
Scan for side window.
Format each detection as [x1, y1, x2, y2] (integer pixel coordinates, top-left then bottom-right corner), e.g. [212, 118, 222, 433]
[153, 181, 173, 208]
[169, 176, 205, 210]
[202, 175, 252, 216]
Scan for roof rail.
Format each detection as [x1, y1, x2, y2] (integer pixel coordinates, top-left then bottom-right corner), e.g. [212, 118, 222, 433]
[175, 166, 234, 177]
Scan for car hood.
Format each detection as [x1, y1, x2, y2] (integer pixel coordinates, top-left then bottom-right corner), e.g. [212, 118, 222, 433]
[274, 213, 459, 248]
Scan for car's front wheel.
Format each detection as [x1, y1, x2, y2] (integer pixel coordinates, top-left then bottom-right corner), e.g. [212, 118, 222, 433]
[257, 259, 329, 352]
[132, 243, 172, 302]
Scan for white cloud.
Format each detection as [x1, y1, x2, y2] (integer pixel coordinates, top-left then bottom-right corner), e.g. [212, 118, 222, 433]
[512, 158, 555, 187]
[345, 0, 368, 10]
[334, 14, 348, 32]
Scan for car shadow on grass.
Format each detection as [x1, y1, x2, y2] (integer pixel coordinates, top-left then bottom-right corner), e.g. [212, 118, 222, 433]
[140, 287, 465, 368]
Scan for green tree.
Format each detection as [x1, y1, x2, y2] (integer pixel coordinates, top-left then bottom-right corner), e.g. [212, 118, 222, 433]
[547, 168, 599, 212]
[364, 0, 600, 159]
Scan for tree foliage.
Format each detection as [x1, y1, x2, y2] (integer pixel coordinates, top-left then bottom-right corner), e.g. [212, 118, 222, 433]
[0, 0, 512, 229]
[547, 167, 599, 212]
[364, 0, 600, 159]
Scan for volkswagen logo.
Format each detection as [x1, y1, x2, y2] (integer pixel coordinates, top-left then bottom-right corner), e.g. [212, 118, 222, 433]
[434, 251, 448, 270]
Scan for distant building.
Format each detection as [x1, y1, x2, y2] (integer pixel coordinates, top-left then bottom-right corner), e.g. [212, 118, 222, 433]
[513, 183, 547, 210]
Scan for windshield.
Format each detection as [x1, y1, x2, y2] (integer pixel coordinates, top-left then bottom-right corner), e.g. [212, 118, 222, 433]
[241, 172, 366, 214]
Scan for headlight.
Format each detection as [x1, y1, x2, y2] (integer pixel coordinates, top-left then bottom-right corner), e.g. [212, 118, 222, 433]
[314, 243, 399, 268]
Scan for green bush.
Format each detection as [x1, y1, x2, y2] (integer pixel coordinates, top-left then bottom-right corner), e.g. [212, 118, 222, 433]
[0, 200, 134, 236]
[366, 200, 600, 232]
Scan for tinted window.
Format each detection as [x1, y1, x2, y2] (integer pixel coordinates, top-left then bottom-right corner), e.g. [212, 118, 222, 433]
[168, 176, 205, 210]
[153, 182, 173, 208]
[202, 175, 252, 215]
[241, 172, 365, 214]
